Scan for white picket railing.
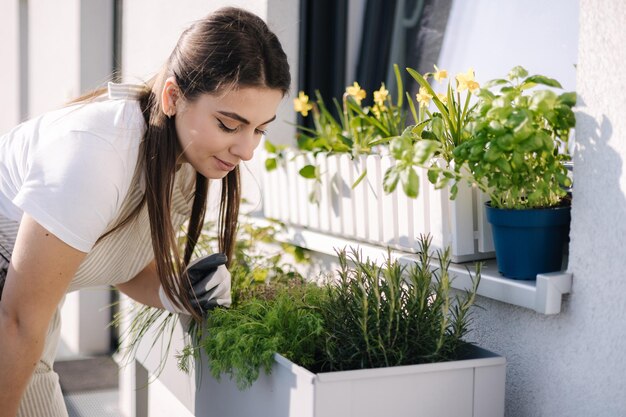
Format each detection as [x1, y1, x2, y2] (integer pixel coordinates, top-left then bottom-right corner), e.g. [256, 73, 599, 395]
[262, 149, 494, 263]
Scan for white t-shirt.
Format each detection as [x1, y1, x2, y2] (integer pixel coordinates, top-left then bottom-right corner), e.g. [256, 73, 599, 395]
[0, 84, 146, 252]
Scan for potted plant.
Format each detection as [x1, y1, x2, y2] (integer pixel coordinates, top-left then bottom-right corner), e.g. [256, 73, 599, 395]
[262, 66, 410, 247]
[182, 236, 506, 417]
[395, 66, 576, 279]
[449, 66, 575, 279]
[381, 65, 496, 261]
[261, 65, 494, 262]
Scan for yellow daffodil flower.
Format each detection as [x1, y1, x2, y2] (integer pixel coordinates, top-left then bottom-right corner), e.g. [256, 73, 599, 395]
[436, 92, 448, 105]
[466, 80, 480, 92]
[373, 86, 389, 107]
[456, 68, 480, 92]
[346, 82, 367, 104]
[415, 87, 433, 107]
[294, 91, 313, 116]
[372, 104, 387, 118]
[433, 65, 448, 82]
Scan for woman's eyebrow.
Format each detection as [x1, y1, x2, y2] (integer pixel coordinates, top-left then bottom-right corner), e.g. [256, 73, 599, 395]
[217, 111, 276, 126]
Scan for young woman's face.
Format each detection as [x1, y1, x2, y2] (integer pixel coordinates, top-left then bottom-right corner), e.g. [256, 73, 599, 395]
[173, 87, 283, 179]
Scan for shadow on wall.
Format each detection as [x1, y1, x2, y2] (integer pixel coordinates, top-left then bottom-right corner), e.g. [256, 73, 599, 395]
[571, 100, 625, 263]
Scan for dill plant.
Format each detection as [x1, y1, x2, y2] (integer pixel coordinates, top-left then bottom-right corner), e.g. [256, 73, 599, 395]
[112, 218, 310, 375]
[198, 282, 326, 389]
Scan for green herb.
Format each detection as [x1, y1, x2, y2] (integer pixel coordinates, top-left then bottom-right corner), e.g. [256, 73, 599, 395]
[113, 219, 310, 376]
[453, 66, 575, 208]
[198, 283, 326, 389]
[196, 235, 482, 387]
[319, 235, 480, 371]
[383, 65, 575, 208]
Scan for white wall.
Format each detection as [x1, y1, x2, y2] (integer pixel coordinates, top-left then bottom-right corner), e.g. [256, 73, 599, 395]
[0, 0, 23, 133]
[438, 0, 578, 90]
[27, 0, 81, 116]
[0, 0, 116, 358]
[435, 1, 626, 416]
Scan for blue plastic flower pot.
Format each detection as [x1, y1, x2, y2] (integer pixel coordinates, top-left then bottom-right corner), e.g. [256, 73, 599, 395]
[485, 202, 571, 280]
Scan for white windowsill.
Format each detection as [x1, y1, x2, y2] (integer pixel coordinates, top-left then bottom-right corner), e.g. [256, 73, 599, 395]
[248, 216, 572, 315]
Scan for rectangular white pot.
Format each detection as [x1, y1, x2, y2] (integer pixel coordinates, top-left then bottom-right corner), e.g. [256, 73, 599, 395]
[195, 344, 506, 417]
[260, 150, 495, 262]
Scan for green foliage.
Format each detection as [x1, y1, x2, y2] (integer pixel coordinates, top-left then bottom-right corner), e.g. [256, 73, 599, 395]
[384, 65, 576, 208]
[263, 65, 408, 204]
[383, 65, 478, 198]
[453, 66, 576, 208]
[292, 64, 407, 159]
[319, 236, 480, 371]
[199, 283, 326, 390]
[113, 219, 310, 376]
[196, 235, 482, 388]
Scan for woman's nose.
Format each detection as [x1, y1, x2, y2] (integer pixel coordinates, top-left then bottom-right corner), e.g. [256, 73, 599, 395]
[231, 132, 261, 162]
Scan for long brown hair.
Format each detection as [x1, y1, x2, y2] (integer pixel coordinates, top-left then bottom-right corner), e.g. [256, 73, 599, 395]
[108, 7, 290, 322]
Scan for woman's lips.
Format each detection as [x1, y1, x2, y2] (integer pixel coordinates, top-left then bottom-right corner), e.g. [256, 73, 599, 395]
[214, 157, 236, 171]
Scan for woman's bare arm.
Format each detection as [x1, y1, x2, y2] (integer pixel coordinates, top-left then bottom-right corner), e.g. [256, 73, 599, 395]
[115, 260, 164, 309]
[0, 214, 86, 417]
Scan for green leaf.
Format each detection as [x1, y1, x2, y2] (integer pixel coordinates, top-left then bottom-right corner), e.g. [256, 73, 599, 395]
[406, 91, 419, 124]
[390, 136, 412, 160]
[449, 183, 459, 199]
[484, 146, 501, 163]
[406, 67, 454, 128]
[483, 78, 509, 89]
[264, 140, 277, 153]
[508, 66, 529, 80]
[529, 89, 558, 113]
[558, 92, 577, 107]
[427, 168, 439, 185]
[511, 152, 524, 169]
[401, 168, 420, 198]
[495, 158, 512, 174]
[486, 106, 512, 121]
[383, 167, 400, 193]
[413, 140, 440, 165]
[352, 169, 368, 189]
[523, 75, 562, 88]
[299, 165, 317, 179]
[265, 158, 278, 171]
[430, 116, 445, 141]
[393, 64, 404, 108]
[495, 134, 514, 151]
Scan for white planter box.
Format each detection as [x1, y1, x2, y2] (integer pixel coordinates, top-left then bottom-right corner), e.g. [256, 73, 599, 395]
[261, 150, 494, 262]
[195, 344, 506, 417]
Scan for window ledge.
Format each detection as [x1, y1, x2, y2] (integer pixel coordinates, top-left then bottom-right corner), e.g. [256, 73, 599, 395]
[249, 216, 572, 315]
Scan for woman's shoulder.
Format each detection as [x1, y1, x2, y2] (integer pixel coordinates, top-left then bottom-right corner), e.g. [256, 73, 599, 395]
[36, 84, 146, 145]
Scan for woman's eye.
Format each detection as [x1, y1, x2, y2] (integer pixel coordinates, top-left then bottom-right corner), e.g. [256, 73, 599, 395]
[255, 128, 268, 136]
[217, 119, 237, 133]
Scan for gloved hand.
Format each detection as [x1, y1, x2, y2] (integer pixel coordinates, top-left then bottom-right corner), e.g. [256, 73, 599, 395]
[158, 253, 231, 316]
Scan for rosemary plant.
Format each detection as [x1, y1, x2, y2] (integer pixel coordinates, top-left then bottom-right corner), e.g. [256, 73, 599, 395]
[319, 235, 481, 371]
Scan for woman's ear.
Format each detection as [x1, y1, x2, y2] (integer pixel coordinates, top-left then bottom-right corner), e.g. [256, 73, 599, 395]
[161, 76, 180, 117]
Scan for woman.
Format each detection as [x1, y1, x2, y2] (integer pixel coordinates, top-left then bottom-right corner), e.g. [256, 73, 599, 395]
[0, 6, 290, 417]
